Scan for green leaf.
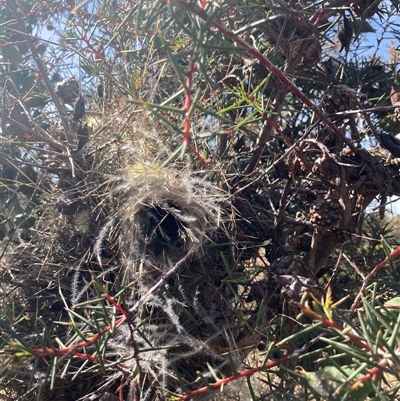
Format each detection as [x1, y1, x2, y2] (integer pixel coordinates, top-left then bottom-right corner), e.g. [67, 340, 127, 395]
[353, 19, 376, 34]
[382, 297, 400, 318]
[298, 366, 373, 401]
[378, 114, 400, 135]
[2, 45, 23, 63]
[384, 297, 400, 308]
[14, 214, 36, 229]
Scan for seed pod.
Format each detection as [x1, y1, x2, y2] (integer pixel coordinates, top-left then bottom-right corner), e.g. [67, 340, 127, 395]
[55, 77, 79, 104]
[337, 12, 353, 52]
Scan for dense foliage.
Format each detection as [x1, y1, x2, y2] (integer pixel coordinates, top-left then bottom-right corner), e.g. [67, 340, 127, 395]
[2, 0, 400, 400]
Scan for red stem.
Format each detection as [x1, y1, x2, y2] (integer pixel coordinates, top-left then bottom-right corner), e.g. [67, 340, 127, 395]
[351, 247, 400, 311]
[179, 358, 290, 400]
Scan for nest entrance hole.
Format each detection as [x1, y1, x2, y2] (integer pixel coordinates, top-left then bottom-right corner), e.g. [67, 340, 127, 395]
[138, 203, 185, 257]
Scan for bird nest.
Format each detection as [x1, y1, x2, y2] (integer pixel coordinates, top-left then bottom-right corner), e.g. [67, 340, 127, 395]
[0, 101, 263, 400]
